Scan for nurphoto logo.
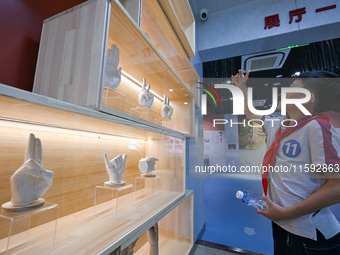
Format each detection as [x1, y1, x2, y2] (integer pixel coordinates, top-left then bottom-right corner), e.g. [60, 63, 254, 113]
[198, 82, 312, 128]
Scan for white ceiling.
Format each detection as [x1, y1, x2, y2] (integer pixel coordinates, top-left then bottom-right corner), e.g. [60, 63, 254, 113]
[193, 0, 257, 15]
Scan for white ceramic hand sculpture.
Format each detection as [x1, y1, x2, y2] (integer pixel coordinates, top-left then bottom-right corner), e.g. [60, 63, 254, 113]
[138, 157, 158, 175]
[104, 153, 127, 186]
[161, 94, 173, 119]
[147, 223, 159, 255]
[104, 44, 122, 90]
[138, 78, 154, 108]
[2, 134, 54, 211]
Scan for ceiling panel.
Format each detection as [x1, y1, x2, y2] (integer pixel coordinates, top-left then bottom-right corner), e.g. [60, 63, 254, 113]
[194, 0, 219, 14]
[217, 0, 257, 11]
[194, 0, 258, 15]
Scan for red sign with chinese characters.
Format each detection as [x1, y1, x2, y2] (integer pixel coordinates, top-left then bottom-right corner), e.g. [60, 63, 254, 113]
[264, 4, 337, 30]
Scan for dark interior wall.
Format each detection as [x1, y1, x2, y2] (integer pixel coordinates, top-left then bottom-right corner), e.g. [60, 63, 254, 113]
[0, 0, 86, 91]
[202, 38, 340, 113]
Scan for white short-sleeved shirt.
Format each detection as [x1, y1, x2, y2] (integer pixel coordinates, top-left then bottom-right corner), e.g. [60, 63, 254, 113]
[263, 113, 340, 240]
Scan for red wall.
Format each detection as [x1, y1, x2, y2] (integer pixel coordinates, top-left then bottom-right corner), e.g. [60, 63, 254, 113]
[0, 0, 86, 91]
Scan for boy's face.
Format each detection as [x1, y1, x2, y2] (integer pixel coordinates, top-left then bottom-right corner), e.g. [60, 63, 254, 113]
[277, 79, 310, 112]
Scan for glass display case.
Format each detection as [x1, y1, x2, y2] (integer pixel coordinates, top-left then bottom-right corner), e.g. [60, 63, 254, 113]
[0, 86, 192, 254]
[33, 0, 198, 137]
[5, 0, 197, 253]
[139, 0, 198, 90]
[157, 0, 196, 58]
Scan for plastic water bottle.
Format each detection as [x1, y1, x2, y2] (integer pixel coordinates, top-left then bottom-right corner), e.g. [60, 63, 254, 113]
[236, 190, 267, 210]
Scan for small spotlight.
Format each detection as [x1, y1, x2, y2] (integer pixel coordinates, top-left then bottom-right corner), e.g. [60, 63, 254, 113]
[169, 89, 173, 92]
[184, 102, 188, 105]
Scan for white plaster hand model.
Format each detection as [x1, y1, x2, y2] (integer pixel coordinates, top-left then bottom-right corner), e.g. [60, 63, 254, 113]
[138, 78, 154, 108]
[104, 153, 127, 185]
[138, 157, 158, 174]
[161, 94, 173, 119]
[104, 44, 122, 90]
[6, 134, 54, 209]
[147, 223, 159, 255]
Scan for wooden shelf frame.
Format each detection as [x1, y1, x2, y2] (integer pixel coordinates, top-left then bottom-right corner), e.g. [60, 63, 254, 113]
[100, 66, 194, 136]
[157, 0, 196, 58]
[0, 190, 193, 255]
[0, 84, 191, 254]
[169, 0, 195, 28]
[0, 83, 187, 213]
[110, 0, 193, 100]
[1, 85, 189, 139]
[33, 0, 195, 137]
[139, 0, 198, 88]
[105, 0, 196, 136]
[20, 0, 196, 251]
[134, 190, 193, 255]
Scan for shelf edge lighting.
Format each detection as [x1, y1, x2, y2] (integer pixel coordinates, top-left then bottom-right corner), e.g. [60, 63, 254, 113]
[0, 117, 146, 142]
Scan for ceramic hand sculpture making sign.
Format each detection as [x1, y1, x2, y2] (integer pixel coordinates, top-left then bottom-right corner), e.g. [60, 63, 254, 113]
[2, 134, 54, 212]
[104, 44, 122, 90]
[161, 94, 173, 119]
[104, 153, 127, 187]
[138, 78, 154, 108]
[138, 157, 158, 177]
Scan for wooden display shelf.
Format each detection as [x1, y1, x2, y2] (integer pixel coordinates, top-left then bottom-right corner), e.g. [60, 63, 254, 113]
[157, 0, 195, 58]
[0, 84, 189, 140]
[140, 0, 199, 89]
[7, 0, 195, 252]
[0, 85, 191, 254]
[0, 84, 186, 221]
[0, 189, 189, 255]
[100, 68, 194, 136]
[168, 0, 195, 29]
[110, 0, 192, 100]
[33, 0, 195, 136]
[33, 0, 109, 109]
[135, 189, 193, 255]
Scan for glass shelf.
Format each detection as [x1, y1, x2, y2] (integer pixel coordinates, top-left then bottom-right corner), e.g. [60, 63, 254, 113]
[94, 184, 134, 218]
[130, 107, 161, 125]
[0, 202, 58, 254]
[102, 86, 127, 114]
